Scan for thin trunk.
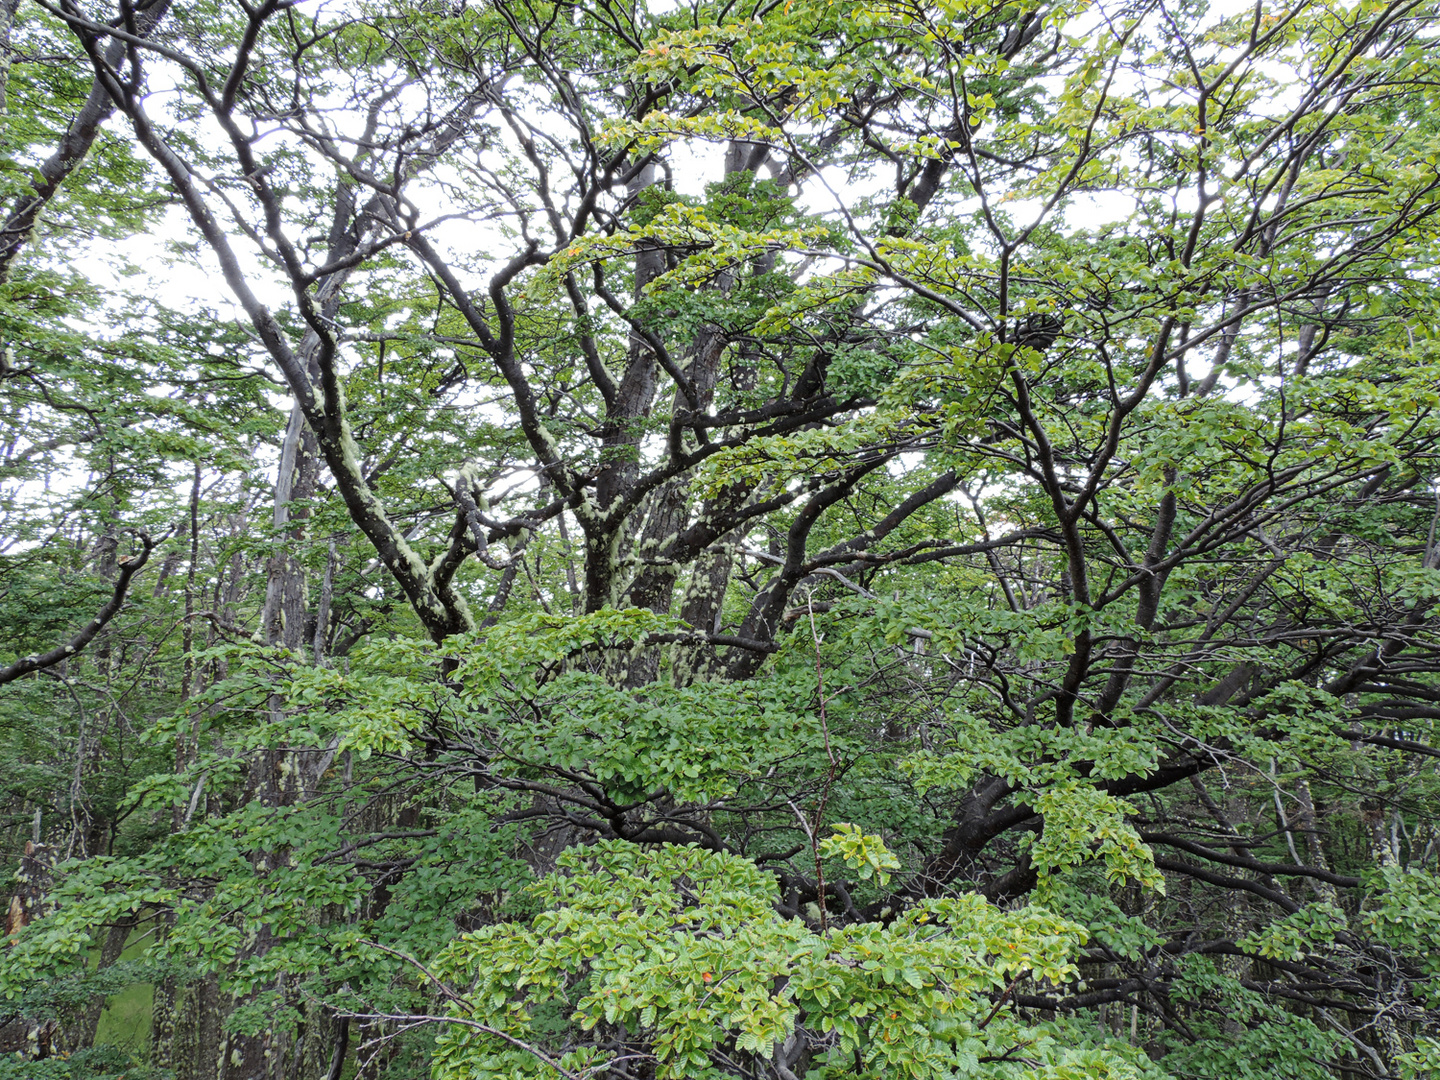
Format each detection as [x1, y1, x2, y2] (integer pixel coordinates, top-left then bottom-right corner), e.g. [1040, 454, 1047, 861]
[1293, 777, 1338, 905]
[0, 0, 18, 118]
[0, 0, 172, 280]
[313, 540, 335, 666]
[153, 463, 204, 1074]
[232, 369, 329, 1080]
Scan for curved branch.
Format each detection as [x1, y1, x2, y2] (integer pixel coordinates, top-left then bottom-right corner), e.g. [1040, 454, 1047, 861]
[0, 532, 154, 685]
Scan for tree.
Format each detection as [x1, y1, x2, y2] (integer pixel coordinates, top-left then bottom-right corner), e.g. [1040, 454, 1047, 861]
[3, 0, 1440, 1077]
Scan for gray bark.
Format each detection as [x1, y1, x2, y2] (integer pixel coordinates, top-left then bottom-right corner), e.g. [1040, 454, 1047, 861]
[584, 161, 664, 612]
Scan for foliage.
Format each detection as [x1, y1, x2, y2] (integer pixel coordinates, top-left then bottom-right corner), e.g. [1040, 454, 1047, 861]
[0, 0, 1439, 1078]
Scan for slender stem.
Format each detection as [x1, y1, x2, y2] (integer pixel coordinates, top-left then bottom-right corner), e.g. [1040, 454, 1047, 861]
[805, 587, 839, 934]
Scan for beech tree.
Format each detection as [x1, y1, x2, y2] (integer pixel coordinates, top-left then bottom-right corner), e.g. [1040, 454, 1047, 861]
[3, 0, 1440, 1077]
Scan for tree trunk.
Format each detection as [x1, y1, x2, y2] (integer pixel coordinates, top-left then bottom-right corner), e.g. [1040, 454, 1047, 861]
[72, 917, 135, 1050]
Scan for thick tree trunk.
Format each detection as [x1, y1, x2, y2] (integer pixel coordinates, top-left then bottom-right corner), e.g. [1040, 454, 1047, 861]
[150, 972, 178, 1073]
[73, 917, 134, 1050]
[671, 527, 743, 684]
[172, 974, 224, 1080]
[584, 161, 664, 612]
[1, 840, 58, 1058]
[616, 141, 760, 678]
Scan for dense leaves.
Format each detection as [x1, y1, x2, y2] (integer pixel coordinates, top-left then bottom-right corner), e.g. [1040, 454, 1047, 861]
[1, 0, 1440, 1077]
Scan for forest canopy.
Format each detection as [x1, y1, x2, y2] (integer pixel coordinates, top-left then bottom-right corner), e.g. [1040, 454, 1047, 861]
[1, 0, 1440, 1077]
